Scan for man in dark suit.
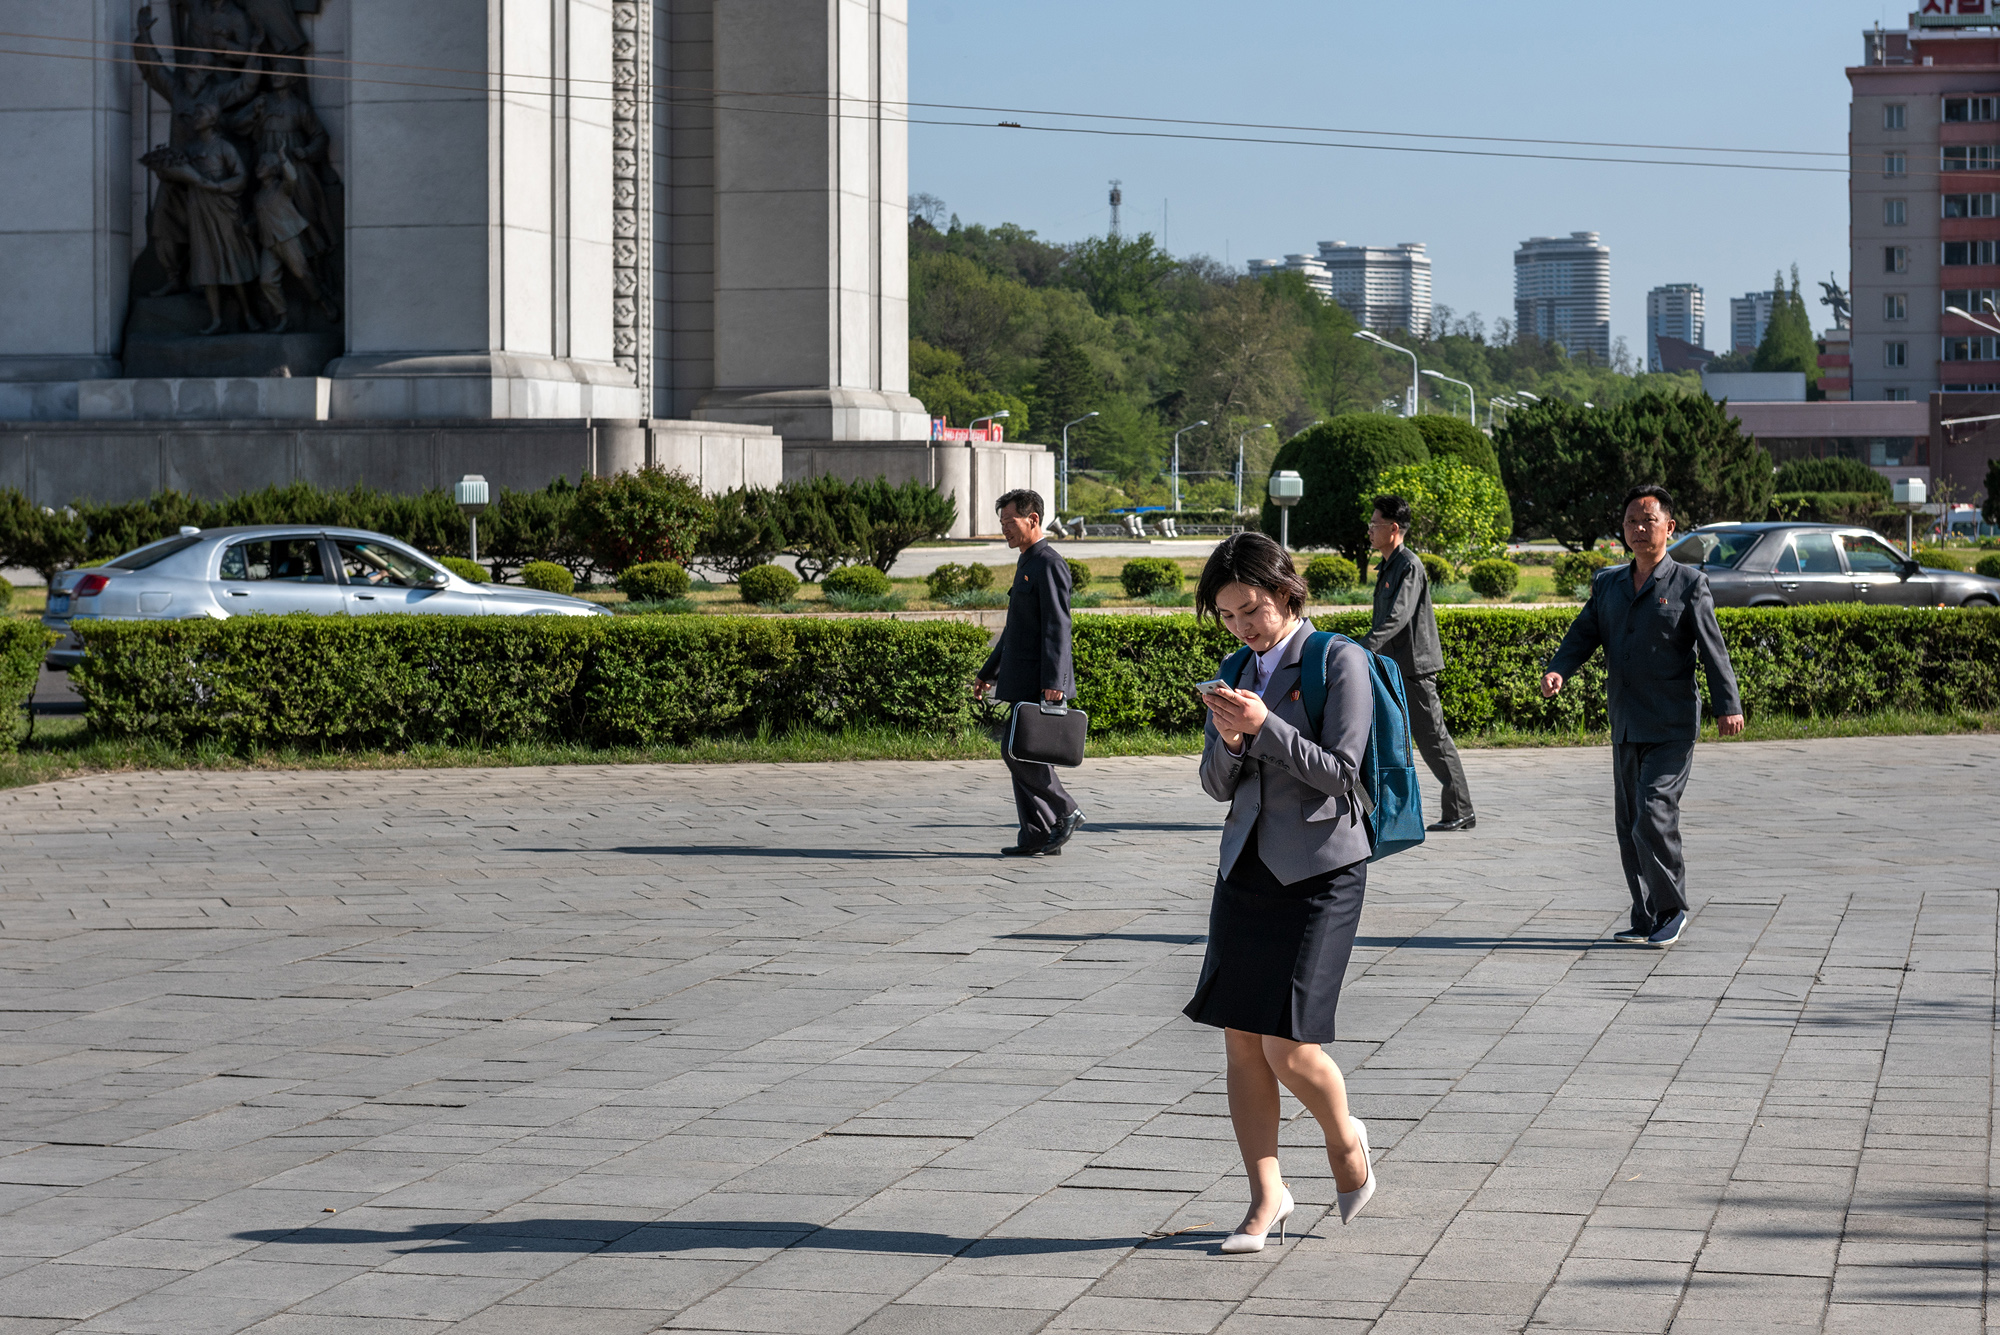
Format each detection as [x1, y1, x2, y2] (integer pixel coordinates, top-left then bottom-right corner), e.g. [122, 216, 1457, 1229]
[1543, 484, 1745, 948]
[1362, 493, 1475, 832]
[973, 488, 1082, 857]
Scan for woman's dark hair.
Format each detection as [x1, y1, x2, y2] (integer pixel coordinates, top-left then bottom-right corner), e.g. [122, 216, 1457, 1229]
[1195, 531, 1308, 621]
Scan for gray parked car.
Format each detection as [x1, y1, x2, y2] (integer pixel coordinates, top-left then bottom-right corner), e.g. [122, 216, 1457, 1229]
[1665, 522, 2000, 608]
[41, 525, 607, 668]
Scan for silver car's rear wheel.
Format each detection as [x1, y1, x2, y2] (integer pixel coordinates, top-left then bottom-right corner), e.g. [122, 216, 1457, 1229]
[1962, 595, 1998, 608]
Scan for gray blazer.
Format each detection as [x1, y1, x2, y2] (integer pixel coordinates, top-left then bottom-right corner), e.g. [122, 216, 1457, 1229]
[1199, 620, 1375, 884]
[1362, 543, 1443, 678]
[1545, 554, 1744, 745]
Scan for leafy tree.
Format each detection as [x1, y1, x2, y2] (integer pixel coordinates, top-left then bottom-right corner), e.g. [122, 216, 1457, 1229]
[1753, 266, 1821, 394]
[1062, 232, 1178, 318]
[1260, 415, 1429, 562]
[1179, 282, 1307, 475]
[1773, 456, 1891, 496]
[1495, 398, 1630, 551]
[908, 338, 1028, 434]
[1413, 415, 1510, 539]
[1614, 391, 1773, 529]
[571, 466, 713, 573]
[851, 477, 957, 572]
[1082, 395, 1166, 485]
[699, 486, 788, 580]
[1365, 459, 1511, 571]
[775, 476, 871, 582]
[1027, 327, 1098, 448]
[910, 251, 1032, 379]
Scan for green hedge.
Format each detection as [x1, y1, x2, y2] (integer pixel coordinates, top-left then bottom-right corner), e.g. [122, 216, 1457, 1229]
[71, 616, 991, 750]
[1071, 607, 2000, 736]
[1, 622, 51, 753]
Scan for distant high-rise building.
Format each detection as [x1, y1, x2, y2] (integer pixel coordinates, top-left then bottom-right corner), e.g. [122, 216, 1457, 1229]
[1315, 241, 1432, 334]
[1730, 290, 1778, 353]
[1514, 232, 1611, 363]
[1646, 284, 1706, 372]
[1246, 254, 1332, 300]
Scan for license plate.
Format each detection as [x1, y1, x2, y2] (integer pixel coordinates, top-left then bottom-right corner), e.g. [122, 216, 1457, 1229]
[47, 595, 70, 616]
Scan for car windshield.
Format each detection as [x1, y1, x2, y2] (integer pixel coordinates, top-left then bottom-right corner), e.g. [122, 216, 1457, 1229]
[333, 538, 440, 588]
[104, 534, 203, 571]
[1669, 530, 1763, 569]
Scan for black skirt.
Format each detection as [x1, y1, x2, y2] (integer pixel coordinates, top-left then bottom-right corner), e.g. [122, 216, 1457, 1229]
[1181, 824, 1367, 1044]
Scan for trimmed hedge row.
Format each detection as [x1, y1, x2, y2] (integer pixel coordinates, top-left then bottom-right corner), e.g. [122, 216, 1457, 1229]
[72, 616, 992, 750]
[1, 622, 51, 753]
[1071, 606, 2000, 736]
[65, 605, 2000, 752]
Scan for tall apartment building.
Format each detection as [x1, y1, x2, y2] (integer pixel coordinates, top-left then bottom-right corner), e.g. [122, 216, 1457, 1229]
[1850, 15, 2000, 401]
[1316, 242, 1433, 335]
[1246, 254, 1333, 300]
[1514, 233, 1612, 363]
[1730, 290, 1778, 352]
[1647, 284, 1706, 371]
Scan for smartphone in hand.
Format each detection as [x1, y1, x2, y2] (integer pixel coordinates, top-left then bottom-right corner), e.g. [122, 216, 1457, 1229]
[1194, 678, 1229, 696]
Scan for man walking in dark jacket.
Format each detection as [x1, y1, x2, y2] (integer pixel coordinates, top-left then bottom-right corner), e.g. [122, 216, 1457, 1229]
[1543, 484, 1744, 948]
[973, 488, 1082, 857]
[1362, 494, 1475, 831]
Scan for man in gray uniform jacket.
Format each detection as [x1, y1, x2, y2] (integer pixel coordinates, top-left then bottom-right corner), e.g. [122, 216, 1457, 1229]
[1362, 494, 1475, 831]
[973, 488, 1082, 857]
[1543, 484, 1745, 948]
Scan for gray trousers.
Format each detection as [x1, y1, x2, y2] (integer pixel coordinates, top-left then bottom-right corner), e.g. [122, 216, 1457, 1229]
[1003, 750, 1076, 842]
[1407, 673, 1474, 823]
[1613, 739, 1695, 928]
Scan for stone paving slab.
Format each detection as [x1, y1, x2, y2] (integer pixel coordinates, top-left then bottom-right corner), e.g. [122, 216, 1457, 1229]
[0, 735, 1994, 1334]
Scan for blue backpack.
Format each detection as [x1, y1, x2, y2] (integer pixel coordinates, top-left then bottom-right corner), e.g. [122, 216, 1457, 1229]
[1220, 630, 1427, 862]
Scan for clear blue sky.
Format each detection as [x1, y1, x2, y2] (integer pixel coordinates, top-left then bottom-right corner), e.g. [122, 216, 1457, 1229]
[909, 0, 1897, 355]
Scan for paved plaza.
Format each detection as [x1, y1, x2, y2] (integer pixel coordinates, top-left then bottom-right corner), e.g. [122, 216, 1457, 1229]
[0, 736, 1995, 1335]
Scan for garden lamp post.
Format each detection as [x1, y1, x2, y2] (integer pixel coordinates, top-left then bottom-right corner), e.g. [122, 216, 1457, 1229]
[1060, 412, 1098, 514]
[453, 474, 489, 564]
[1171, 420, 1208, 511]
[1268, 469, 1304, 550]
[1355, 329, 1420, 417]
[1894, 476, 1927, 555]
[1235, 423, 1272, 517]
[1421, 369, 1476, 424]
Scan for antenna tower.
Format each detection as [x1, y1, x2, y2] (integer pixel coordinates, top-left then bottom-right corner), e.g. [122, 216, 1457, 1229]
[1108, 180, 1123, 237]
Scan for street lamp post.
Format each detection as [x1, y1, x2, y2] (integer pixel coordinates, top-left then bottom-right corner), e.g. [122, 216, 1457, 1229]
[1060, 412, 1098, 514]
[1421, 369, 1476, 424]
[1355, 330, 1420, 417]
[1268, 470, 1304, 550]
[968, 409, 1011, 433]
[1171, 420, 1208, 511]
[453, 474, 490, 565]
[1235, 423, 1272, 516]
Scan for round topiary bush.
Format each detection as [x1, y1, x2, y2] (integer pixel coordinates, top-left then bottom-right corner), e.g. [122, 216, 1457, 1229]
[439, 556, 488, 584]
[1259, 414, 1429, 562]
[1977, 553, 2000, 579]
[1914, 546, 1969, 571]
[1552, 550, 1613, 598]
[1066, 558, 1092, 590]
[520, 561, 574, 594]
[822, 565, 892, 599]
[619, 561, 691, 602]
[740, 563, 800, 605]
[1304, 554, 1359, 600]
[1412, 415, 1503, 480]
[925, 562, 996, 600]
[1467, 558, 1521, 599]
[1120, 557, 1183, 598]
[1419, 553, 1455, 587]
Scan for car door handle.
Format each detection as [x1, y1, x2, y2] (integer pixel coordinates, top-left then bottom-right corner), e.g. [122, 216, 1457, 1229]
[1779, 582, 1798, 591]
[355, 594, 376, 601]
[228, 590, 250, 597]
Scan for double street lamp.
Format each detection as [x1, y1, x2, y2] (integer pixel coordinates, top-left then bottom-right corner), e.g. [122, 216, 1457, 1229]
[1420, 369, 1476, 425]
[1235, 423, 1273, 516]
[1171, 419, 1208, 511]
[1060, 411, 1098, 513]
[1354, 329, 1419, 417]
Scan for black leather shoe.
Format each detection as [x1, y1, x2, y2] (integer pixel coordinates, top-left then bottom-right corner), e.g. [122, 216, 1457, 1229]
[1000, 839, 1054, 857]
[1427, 816, 1477, 832]
[1043, 810, 1086, 853]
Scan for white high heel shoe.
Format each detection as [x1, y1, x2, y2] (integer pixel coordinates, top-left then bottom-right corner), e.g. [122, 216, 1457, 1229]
[1337, 1118, 1375, 1224]
[1219, 1185, 1295, 1254]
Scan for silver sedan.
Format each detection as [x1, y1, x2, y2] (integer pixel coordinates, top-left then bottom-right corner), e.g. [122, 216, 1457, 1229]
[41, 525, 606, 667]
[1669, 522, 2000, 608]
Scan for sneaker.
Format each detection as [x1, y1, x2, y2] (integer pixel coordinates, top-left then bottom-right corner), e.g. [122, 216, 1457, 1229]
[1645, 911, 1687, 948]
[1612, 919, 1654, 945]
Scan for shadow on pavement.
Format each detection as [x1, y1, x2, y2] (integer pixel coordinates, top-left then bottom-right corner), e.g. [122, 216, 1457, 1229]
[236, 1219, 1145, 1257]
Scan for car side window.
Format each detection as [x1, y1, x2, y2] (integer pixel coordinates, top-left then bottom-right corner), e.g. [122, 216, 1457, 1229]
[1841, 533, 1907, 574]
[334, 539, 437, 588]
[1792, 533, 1843, 574]
[1773, 542, 1799, 573]
[220, 538, 327, 583]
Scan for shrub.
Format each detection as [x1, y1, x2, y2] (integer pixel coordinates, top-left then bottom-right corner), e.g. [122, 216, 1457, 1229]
[1468, 559, 1521, 599]
[1304, 554, 1359, 599]
[1977, 554, 2000, 579]
[570, 466, 713, 573]
[0, 581, 11, 611]
[700, 487, 788, 581]
[740, 563, 800, 605]
[1366, 459, 1511, 572]
[1914, 546, 1969, 572]
[0, 621, 51, 753]
[1772, 456, 1891, 496]
[849, 477, 957, 572]
[1419, 553, 1455, 588]
[926, 562, 996, 600]
[1066, 558, 1093, 590]
[1120, 557, 1184, 597]
[1412, 415, 1503, 480]
[440, 557, 488, 584]
[619, 561, 691, 602]
[776, 476, 870, 582]
[1552, 550, 1614, 597]
[1769, 491, 1886, 526]
[822, 565, 893, 599]
[520, 561, 575, 594]
[1260, 415, 1429, 561]
[483, 476, 584, 581]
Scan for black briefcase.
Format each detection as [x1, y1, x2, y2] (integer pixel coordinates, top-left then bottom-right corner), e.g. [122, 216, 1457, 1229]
[1005, 700, 1089, 768]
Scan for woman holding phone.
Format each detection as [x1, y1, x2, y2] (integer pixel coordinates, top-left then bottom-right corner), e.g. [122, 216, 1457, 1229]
[1185, 531, 1377, 1253]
